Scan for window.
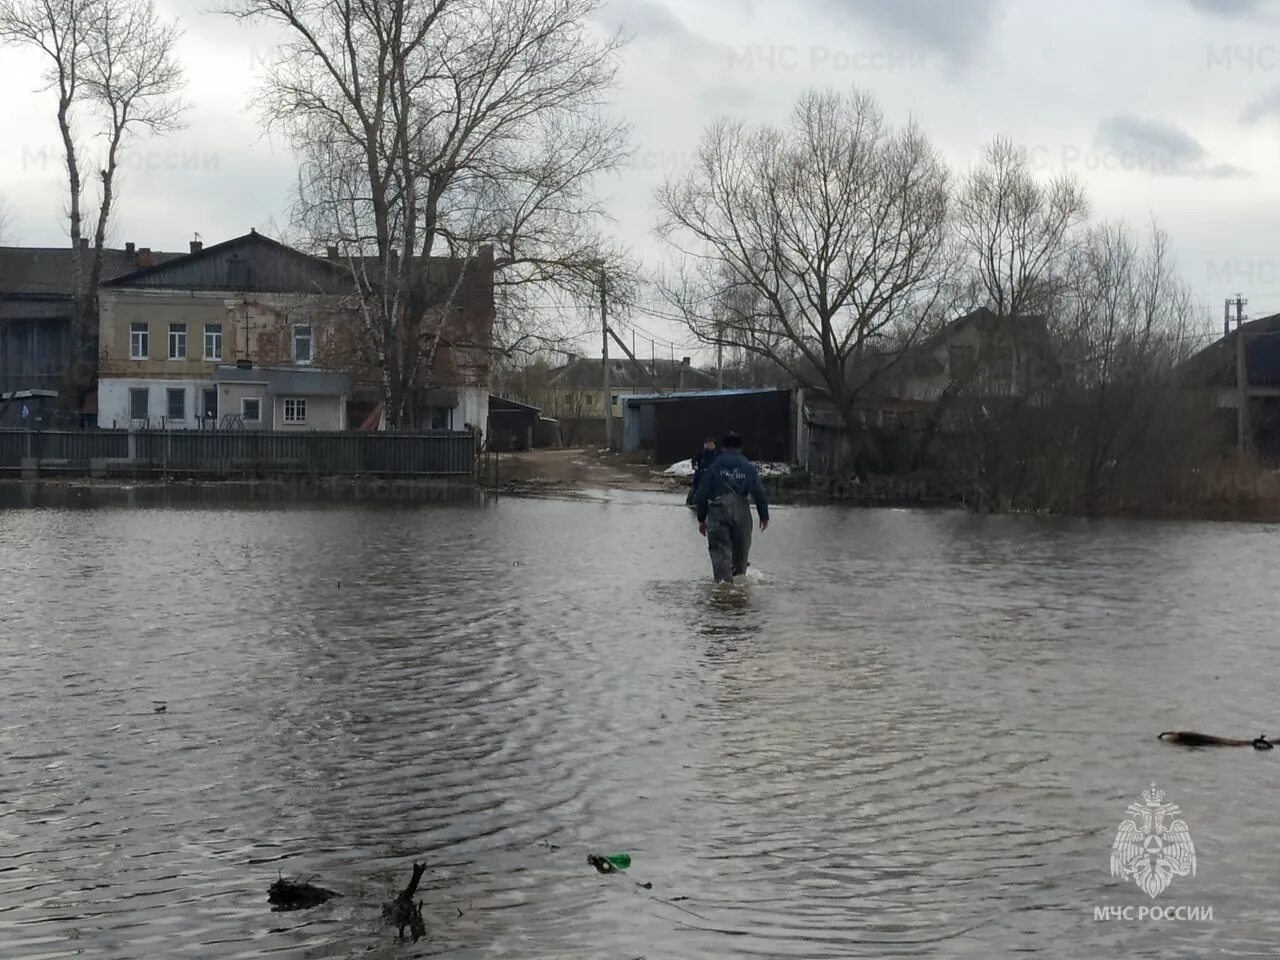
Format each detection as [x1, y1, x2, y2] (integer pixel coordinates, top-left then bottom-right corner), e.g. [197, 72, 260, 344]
[241, 397, 261, 422]
[129, 387, 148, 420]
[169, 323, 187, 360]
[949, 344, 976, 378]
[993, 346, 1014, 380]
[204, 323, 223, 361]
[293, 325, 312, 364]
[130, 323, 149, 360]
[166, 387, 186, 421]
[283, 398, 307, 423]
[430, 407, 449, 429]
[201, 388, 218, 421]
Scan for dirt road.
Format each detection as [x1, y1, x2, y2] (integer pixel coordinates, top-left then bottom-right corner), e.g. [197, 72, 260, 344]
[483, 448, 687, 494]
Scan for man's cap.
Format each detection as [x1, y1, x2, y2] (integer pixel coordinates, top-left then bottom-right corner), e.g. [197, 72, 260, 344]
[722, 431, 743, 448]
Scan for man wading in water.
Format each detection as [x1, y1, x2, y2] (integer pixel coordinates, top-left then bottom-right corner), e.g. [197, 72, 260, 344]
[694, 431, 770, 583]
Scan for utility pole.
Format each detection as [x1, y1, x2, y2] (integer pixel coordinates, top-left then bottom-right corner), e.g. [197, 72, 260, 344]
[1233, 293, 1249, 457]
[716, 320, 725, 390]
[600, 266, 611, 449]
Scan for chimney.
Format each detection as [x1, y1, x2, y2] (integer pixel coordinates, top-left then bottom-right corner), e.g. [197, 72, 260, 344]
[189, 239, 203, 254]
[326, 245, 338, 260]
[137, 247, 153, 268]
[125, 242, 135, 254]
[682, 356, 691, 365]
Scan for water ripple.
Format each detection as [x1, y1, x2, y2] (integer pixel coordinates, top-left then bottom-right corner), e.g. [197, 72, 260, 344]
[0, 491, 1278, 956]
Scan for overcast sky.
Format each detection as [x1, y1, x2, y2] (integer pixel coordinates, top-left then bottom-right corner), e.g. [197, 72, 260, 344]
[4, 0, 1280, 361]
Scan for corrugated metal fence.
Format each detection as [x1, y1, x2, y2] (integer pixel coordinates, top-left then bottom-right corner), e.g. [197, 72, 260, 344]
[0, 429, 477, 478]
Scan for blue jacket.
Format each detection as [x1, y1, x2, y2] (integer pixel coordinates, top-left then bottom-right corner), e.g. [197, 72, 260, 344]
[695, 450, 769, 523]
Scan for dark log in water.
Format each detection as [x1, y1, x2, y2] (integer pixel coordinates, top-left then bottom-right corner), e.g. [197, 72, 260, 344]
[267, 877, 340, 911]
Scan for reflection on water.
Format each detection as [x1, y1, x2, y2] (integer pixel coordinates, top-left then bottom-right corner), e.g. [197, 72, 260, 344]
[1, 485, 1279, 958]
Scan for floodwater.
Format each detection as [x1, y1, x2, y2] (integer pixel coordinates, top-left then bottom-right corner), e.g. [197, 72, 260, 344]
[2, 481, 1279, 959]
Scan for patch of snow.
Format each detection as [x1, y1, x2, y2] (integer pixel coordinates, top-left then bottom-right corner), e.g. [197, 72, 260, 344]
[664, 459, 695, 477]
[664, 458, 791, 478]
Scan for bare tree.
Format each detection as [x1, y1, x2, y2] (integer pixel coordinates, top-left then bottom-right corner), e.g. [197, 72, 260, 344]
[229, 0, 629, 427]
[954, 137, 1088, 318]
[0, 0, 187, 410]
[946, 217, 1216, 515]
[654, 88, 953, 450]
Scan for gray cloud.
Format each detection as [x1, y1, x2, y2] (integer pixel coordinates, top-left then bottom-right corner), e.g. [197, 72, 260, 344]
[1184, 0, 1268, 16]
[1093, 115, 1249, 179]
[811, 0, 1002, 65]
[595, 0, 700, 42]
[1241, 86, 1280, 124]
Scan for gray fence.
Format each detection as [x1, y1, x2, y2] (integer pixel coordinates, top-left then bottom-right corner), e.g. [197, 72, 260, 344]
[0, 428, 478, 479]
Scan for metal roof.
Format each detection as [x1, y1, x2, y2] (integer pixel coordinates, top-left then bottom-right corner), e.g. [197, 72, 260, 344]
[213, 364, 350, 396]
[621, 387, 790, 404]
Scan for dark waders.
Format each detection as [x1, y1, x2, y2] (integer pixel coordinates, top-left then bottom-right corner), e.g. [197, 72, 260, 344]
[706, 493, 753, 582]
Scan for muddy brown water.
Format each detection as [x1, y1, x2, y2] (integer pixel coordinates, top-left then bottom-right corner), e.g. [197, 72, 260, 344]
[1, 482, 1279, 958]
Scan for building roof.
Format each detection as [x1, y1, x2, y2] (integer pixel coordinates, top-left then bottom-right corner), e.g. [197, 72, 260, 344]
[548, 356, 719, 391]
[1182, 313, 1280, 388]
[213, 363, 351, 396]
[489, 394, 542, 414]
[622, 387, 790, 404]
[0, 244, 183, 297]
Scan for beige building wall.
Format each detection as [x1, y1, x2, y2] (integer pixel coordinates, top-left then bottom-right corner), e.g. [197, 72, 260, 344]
[272, 394, 344, 431]
[99, 289, 334, 380]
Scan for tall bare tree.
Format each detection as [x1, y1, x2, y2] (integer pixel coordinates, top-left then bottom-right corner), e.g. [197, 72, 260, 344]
[654, 88, 953, 448]
[0, 0, 187, 410]
[954, 137, 1088, 317]
[228, 0, 629, 427]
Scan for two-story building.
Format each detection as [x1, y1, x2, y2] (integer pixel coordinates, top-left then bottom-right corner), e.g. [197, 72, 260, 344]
[0, 240, 181, 402]
[96, 231, 360, 430]
[95, 231, 496, 434]
[887, 307, 1057, 402]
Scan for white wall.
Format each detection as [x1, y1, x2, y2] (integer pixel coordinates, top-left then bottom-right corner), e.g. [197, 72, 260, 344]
[457, 387, 489, 443]
[98, 378, 214, 429]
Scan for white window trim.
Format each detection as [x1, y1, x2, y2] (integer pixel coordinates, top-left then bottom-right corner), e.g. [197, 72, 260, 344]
[241, 397, 262, 423]
[292, 325, 313, 366]
[130, 324, 149, 361]
[204, 324, 223, 362]
[283, 397, 308, 424]
[168, 323, 188, 361]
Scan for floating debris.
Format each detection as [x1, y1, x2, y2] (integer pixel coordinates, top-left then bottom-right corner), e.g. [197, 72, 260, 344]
[152, 701, 167, 714]
[267, 877, 340, 911]
[587, 853, 631, 874]
[381, 862, 426, 943]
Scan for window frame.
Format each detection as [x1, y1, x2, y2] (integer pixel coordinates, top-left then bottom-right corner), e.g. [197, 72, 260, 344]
[283, 398, 307, 424]
[204, 323, 223, 361]
[129, 386, 149, 420]
[130, 323, 149, 361]
[168, 322, 188, 361]
[166, 386, 186, 421]
[292, 325, 313, 365]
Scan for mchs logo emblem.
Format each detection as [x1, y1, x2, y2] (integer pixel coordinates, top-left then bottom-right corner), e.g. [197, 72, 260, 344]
[1110, 783, 1196, 899]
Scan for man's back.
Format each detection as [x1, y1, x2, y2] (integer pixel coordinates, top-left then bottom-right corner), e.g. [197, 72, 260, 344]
[695, 449, 769, 523]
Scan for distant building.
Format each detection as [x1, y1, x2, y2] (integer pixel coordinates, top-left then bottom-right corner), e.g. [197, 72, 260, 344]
[1181, 312, 1280, 459]
[887, 307, 1057, 402]
[621, 387, 796, 464]
[95, 231, 494, 433]
[0, 240, 181, 405]
[545, 355, 719, 421]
